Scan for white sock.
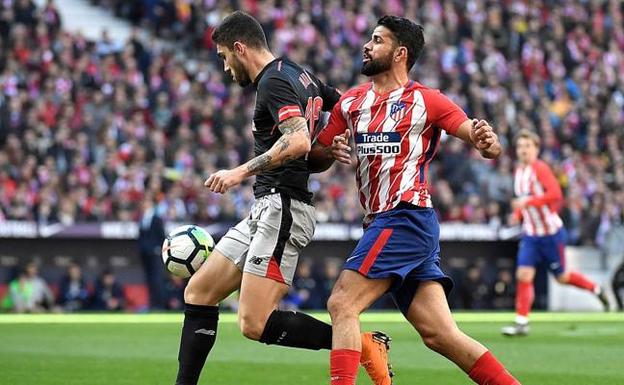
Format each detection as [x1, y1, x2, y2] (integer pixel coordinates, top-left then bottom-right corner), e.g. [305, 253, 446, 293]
[515, 315, 529, 325]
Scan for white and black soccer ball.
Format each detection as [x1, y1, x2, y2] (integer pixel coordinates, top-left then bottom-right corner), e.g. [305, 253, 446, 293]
[162, 225, 215, 278]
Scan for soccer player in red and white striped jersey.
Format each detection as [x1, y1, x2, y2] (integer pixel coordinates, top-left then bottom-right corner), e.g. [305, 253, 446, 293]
[501, 130, 609, 336]
[309, 15, 520, 385]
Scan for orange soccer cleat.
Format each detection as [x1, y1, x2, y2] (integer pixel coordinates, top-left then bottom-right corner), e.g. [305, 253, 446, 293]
[360, 331, 394, 385]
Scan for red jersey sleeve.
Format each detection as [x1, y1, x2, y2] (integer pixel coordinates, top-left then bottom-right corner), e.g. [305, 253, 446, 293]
[316, 97, 348, 147]
[421, 89, 468, 135]
[526, 160, 563, 207]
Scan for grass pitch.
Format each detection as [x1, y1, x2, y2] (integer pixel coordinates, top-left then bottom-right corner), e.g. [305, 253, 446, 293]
[0, 312, 622, 385]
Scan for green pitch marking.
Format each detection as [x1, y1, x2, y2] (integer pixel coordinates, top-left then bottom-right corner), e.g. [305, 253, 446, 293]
[0, 311, 621, 324]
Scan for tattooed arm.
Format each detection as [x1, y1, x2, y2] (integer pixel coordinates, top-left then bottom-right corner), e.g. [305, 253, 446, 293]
[245, 116, 311, 175]
[204, 116, 310, 194]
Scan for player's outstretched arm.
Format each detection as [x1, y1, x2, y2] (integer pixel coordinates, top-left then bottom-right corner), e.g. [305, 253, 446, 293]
[455, 119, 502, 159]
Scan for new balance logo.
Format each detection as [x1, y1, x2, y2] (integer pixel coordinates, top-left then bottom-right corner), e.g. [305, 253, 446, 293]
[194, 328, 216, 336]
[249, 256, 264, 266]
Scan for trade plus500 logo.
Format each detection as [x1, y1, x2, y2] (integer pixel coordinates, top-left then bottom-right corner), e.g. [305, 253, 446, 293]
[355, 132, 401, 156]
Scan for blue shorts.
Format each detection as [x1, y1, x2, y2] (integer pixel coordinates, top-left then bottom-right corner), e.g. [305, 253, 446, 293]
[517, 228, 567, 276]
[344, 204, 453, 315]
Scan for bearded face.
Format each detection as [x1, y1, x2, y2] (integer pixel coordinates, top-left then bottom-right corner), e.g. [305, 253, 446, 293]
[361, 49, 394, 76]
[360, 26, 399, 77]
[227, 55, 251, 87]
[217, 44, 252, 87]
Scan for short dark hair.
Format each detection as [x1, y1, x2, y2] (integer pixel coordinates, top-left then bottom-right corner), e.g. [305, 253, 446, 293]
[377, 15, 425, 70]
[212, 11, 268, 50]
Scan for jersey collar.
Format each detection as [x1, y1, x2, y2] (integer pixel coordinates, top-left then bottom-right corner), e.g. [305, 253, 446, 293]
[252, 57, 282, 88]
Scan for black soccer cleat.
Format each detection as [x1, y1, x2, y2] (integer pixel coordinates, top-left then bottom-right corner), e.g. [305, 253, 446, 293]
[596, 286, 610, 312]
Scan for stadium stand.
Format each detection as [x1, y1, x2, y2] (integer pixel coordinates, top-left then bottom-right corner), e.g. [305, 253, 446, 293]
[1, 0, 623, 311]
[2, 0, 622, 246]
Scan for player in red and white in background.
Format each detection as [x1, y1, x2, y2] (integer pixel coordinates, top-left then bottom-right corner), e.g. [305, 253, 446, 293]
[309, 15, 521, 385]
[502, 129, 610, 336]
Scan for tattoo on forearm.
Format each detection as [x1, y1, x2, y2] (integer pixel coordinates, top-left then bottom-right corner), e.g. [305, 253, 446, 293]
[247, 153, 273, 174]
[276, 135, 290, 153]
[246, 118, 309, 175]
[277, 117, 309, 155]
[279, 117, 309, 137]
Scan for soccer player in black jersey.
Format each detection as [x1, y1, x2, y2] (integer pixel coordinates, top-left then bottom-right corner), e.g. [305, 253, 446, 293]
[174, 11, 393, 385]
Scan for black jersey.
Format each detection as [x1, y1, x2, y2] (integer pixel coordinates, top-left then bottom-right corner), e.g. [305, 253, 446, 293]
[251, 57, 340, 204]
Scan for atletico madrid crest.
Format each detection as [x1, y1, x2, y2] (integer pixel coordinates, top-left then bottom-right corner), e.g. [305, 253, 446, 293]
[390, 101, 406, 121]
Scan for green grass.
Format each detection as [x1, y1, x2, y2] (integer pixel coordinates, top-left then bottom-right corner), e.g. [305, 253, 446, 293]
[0, 312, 622, 385]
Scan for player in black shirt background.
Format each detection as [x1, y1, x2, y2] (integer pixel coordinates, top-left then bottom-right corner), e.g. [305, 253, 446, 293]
[174, 11, 393, 385]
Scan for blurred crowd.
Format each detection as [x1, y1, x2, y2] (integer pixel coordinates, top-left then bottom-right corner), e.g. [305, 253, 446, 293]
[1, 256, 516, 312]
[0, 261, 188, 313]
[1, 0, 624, 247]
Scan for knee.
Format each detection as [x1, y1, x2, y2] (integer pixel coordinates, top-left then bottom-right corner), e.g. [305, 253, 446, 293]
[327, 292, 355, 321]
[419, 326, 457, 355]
[516, 270, 533, 283]
[184, 278, 217, 305]
[238, 313, 265, 341]
[421, 332, 444, 353]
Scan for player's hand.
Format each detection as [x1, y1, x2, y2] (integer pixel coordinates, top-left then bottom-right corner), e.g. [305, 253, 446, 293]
[470, 119, 500, 157]
[331, 129, 352, 164]
[511, 197, 529, 210]
[204, 168, 246, 194]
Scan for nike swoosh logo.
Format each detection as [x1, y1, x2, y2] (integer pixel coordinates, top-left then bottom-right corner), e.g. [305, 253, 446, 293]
[39, 223, 64, 238]
[194, 328, 215, 336]
[345, 255, 359, 263]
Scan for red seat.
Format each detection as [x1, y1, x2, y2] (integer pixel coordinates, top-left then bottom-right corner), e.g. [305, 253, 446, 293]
[0, 284, 7, 302]
[123, 284, 150, 311]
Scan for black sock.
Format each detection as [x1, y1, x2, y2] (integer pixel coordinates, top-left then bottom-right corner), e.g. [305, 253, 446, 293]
[175, 303, 219, 385]
[259, 310, 332, 350]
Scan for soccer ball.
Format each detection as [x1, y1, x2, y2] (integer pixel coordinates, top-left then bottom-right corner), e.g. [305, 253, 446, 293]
[162, 225, 215, 278]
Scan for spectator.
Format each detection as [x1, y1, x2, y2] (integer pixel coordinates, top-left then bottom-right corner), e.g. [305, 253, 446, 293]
[58, 263, 90, 312]
[316, 258, 342, 307]
[0, 0, 622, 248]
[139, 197, 167, 310]
[492, 269, 515, 310]
[462, 264, 492, 310]
[288, 258, 322, 310]
[2, 262, 55, 313]
[164, 275, 186, 311]
[2, 270, 31, 312]
[91, 270, 124, 311]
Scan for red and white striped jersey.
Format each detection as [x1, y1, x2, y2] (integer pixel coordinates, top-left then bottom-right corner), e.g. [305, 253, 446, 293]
[513, 159, 564, 236]
[317, 81, 468, 216]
